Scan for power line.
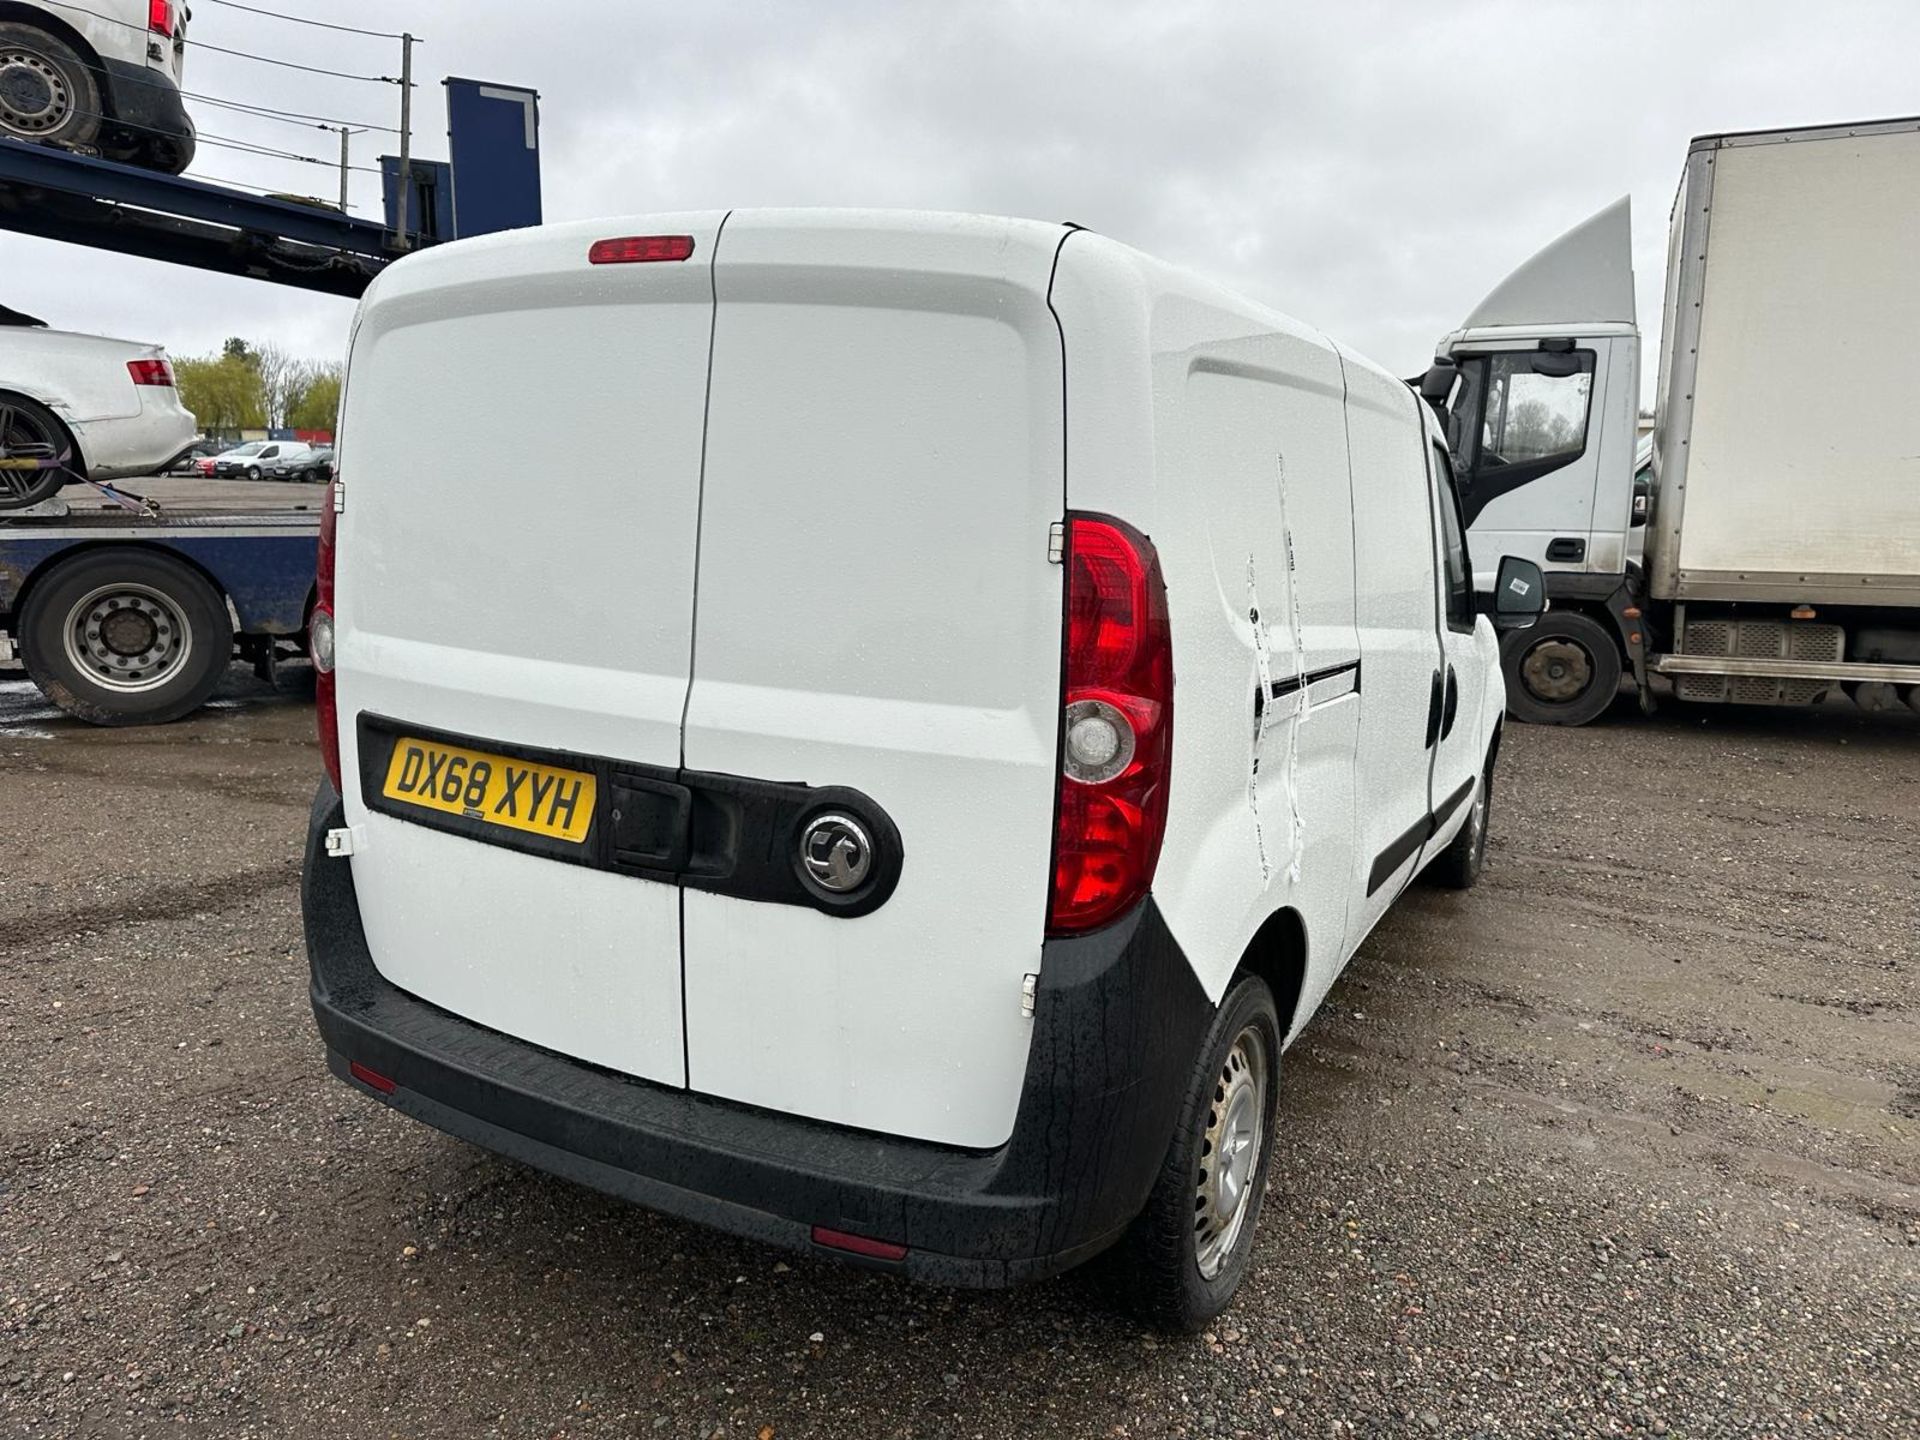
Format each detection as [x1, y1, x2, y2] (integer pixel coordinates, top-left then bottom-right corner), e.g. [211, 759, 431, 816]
[196, 0, 411, 41]
[42, 1, 407, 83]
[183, 91, 402, 136]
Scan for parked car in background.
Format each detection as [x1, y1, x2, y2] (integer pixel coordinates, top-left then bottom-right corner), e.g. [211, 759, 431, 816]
[212, 440, 315, 480]
[268, 443, 331, 482]
[0, 1, 196, 173]
[167, 438, 222, 474]
[0, 305, 196, 508]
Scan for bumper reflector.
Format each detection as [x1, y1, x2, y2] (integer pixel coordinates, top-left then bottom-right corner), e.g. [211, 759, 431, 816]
[811, 1225, 907, 1262]
[349, 1060, 397, 1094]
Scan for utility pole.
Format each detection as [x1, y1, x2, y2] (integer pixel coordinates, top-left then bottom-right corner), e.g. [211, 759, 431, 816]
[337, 126, 351, 213]
[395, 32, 415, 250]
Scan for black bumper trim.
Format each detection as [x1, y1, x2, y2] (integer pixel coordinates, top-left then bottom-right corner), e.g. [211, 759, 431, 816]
[303, 782, 1214, 1287]
[99, 59, 196, 169]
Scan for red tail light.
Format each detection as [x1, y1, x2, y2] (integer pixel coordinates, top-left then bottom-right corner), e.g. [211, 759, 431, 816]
[148, 0, 174, 35]
[588, 235, 695, 265]
[127, 358, 174, 387]
[1047, 515, 1173, 935]
[313, 481, 341, 792]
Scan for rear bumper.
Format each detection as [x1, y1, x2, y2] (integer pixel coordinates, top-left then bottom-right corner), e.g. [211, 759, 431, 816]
[303, 782, 1214, 1286]
[99, 60, 196, 171]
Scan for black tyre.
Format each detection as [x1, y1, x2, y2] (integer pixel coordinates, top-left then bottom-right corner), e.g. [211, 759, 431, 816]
[1102, 973, 1281, 1333]
[0, 22, 102, 153]
[246, 465, 264, 482]
[19, 550, 233, 725]
[1428, 742, 1495, 890]
[1500, 611, 1623, 726]
[0, 392, 71, 510]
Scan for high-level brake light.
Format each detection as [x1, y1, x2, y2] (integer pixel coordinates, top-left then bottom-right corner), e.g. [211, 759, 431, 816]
[588, 235, 696, 265]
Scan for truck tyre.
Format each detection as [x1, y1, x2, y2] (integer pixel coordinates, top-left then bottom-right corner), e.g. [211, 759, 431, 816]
[1428, 744, 1496, 890]
[0, 392, 71, 510]
[1501, 611, 1623, 726]
[1101, 972, 1281, 1333]
[19, 550, 233, 725]
[0, 23, 102, 153]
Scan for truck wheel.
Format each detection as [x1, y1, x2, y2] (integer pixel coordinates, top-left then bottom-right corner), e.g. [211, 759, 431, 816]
[1501, 612, 1623, 726]
[1428, 744, 1496, 890]
[1102, 973, 1280, 1333]
[0, 392, 70, 510]
[0, 23, 103, 153]
[19, 550, 233, 725]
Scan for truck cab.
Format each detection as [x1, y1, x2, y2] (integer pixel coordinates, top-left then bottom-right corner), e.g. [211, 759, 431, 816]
[1422, 197, 1644, 724]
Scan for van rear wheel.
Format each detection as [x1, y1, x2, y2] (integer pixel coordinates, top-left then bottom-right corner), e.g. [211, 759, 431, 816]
[1102, 972, 1281, 1333]
[19, 550, 233, 725]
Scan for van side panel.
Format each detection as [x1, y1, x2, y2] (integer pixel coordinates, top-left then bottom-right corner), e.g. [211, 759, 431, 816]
[679, 213, 1067, 1150]
[1048, 236, 1361, 1018]
[332, 213, 726, 1086]
[1335, 348, 1444, 959]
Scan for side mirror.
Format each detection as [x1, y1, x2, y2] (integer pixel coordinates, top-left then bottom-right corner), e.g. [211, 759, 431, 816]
[1479, 556, 1547, 631]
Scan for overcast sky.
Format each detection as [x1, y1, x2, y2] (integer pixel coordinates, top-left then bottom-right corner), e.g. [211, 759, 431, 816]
[6, 0, 1915, 395]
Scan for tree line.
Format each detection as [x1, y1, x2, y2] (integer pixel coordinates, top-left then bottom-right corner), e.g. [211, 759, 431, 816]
[173, 339, 343, 437]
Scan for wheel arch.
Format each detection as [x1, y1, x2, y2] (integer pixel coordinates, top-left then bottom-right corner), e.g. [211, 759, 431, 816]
[0, 387, 87, 477]
[1235, 906, 1310, 1042]
[0, 6, 108, 105]
[13, 540, 232, 635]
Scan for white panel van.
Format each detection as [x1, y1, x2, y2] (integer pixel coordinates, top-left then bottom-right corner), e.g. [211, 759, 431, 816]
[303, 211, 1544, 1329]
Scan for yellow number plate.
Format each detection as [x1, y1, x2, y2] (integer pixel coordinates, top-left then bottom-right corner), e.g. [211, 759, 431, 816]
[381, 737, 596, 844]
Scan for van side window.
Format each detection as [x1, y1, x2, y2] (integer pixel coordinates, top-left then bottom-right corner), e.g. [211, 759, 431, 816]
[1432, 445, 1474, 632]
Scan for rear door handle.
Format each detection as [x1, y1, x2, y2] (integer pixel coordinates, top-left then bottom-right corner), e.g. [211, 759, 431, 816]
[1441, 666, 1459, 740]
[1545, 536, 1586, 562]
[1425, 669, 1443, 749]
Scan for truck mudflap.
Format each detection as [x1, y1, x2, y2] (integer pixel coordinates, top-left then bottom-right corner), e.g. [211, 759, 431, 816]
[303, 783, 1215, 1285]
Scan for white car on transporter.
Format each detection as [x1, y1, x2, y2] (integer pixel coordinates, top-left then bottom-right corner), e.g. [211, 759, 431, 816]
[0, 0, 196, 172]
[303, 210, 1545, 1330]
[0, 305, 196, 508]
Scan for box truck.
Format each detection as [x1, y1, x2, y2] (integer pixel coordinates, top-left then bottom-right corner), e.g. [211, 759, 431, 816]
[1423, 116, 1920, 724]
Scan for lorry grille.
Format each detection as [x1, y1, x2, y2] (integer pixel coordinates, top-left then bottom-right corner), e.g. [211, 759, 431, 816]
[1674, 618, 1843, 705]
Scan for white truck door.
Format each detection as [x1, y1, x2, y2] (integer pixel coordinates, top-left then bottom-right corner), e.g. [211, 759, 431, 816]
[333, 213, 727, 1090]
[679, 212, 1067, 1151]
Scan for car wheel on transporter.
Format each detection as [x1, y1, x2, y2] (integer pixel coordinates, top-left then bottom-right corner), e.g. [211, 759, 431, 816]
[0, 392, 72, 510]
[0, 23, 102, 154]
[19, 549, 233, 725]
[1500, 611, 1623, 726]
[1103, 972, 1282, 1333]
[1428, 742, 1496, 890]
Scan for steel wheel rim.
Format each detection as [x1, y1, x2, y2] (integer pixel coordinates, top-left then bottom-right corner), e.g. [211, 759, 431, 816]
[62, 582, 193, 694]
[0, 48, 70, 137]
[1194, 1024, 1268, 1279]
[1521, 637, 1593, 703]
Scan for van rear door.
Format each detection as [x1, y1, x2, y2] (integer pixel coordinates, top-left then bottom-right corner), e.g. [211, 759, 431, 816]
[333, 213, 725, 1088]
[680, 212, 1068, 1150]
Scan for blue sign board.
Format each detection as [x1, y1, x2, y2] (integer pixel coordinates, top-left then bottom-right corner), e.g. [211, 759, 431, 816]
[444, 78, 542, 239]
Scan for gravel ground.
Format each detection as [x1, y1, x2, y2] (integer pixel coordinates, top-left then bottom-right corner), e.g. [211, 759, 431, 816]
[1, 673, 1915, 1439]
